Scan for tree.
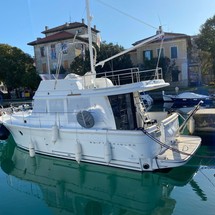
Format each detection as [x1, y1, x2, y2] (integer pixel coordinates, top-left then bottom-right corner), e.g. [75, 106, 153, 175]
[70, 50, 91, 76]
[70, 42, 133, 76]
[195, 14, 215, 72]
[0, 44, 40, 92]
[199, 51, 213, 75]
[96, 42, 133, 73]
[142, 57, 180, 82]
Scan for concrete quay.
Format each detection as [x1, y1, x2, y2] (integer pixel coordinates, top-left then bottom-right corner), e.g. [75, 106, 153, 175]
[193, 108, 215, 132]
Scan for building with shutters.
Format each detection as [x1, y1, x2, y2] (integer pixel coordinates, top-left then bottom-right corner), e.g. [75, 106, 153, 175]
[28, 19, 99, 75]
[129, 30, 201, 87]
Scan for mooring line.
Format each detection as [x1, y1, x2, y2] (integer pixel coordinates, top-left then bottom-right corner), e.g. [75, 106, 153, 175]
[139, 127, 215, 159]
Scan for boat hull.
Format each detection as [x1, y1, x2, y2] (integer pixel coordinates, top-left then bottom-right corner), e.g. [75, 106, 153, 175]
[172, 98, 212, 105]
[4, 123, 201, 172]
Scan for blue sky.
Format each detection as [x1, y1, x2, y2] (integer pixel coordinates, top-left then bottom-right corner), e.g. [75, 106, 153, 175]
[1, 0, 215, 56]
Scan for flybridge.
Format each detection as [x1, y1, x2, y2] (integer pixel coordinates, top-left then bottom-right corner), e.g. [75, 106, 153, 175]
[35, 67, 168, 98]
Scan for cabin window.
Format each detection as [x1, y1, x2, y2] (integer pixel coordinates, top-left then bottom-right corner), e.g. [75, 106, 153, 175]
[67, 98, 79, 123]
[67, 98, 90, 123]
[49, 99, 64, 114]
[33, 99, 47, 113]
[108, 93, 137, 130]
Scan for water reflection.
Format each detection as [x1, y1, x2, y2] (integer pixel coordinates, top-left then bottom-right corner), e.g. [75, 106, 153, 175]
[0, 137, 214, 215]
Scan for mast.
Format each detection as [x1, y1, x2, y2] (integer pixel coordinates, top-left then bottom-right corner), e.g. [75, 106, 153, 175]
[86, 0, 96, 77]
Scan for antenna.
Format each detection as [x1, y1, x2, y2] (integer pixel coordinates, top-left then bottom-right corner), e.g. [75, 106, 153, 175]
[86, 0, 96, 75]
[157, 13, 162, 27]
[69, 11, 72, 23]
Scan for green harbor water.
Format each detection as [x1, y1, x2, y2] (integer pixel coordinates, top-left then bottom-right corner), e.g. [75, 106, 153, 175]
[0, 132, 215, 215]
[0, 134, 215, 215]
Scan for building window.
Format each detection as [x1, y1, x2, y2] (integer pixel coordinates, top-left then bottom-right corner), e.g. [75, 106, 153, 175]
[143, 50, 153, 60]
[171, 46, 178, 59]
[64, 60, 69, 70]
[40, 47, 45, 57]
[53, 62, 57, 71]
[61, 42, 68, 54]
[51, 44, 57, 59]
[157, 48, 164, 58]
[42, 63, 47, 73]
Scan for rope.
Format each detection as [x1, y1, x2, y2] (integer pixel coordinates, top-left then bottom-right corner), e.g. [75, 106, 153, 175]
[178, 100, 203, 133]
[139, 127, 193, 156]
[138, 127, 215, 159]
[95, 0, 157, 30]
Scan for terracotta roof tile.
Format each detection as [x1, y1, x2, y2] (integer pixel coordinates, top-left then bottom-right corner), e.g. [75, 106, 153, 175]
[28, 31, 88, 46]
[42, 22, 99, 34]
[133, 32, 190, 46]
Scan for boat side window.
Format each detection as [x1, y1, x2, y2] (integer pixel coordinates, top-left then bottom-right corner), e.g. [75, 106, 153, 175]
[32, 99, 47, 113]
[108, 93, 137, 130]
[49, 99, 64, 115]
[67, 97, 91, 123]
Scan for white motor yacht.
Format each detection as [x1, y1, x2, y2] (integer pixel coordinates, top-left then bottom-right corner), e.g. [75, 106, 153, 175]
[0, 0, 201, 171]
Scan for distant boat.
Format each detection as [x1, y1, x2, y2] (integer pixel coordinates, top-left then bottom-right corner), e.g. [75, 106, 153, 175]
[162, 91, 213, 105]
[0, 0, 201, 172]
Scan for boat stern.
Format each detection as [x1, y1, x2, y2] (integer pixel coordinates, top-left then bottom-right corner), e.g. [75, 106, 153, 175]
[156, 135, 201, 169]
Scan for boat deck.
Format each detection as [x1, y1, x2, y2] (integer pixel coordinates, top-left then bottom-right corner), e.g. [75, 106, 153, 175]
[157, 135, 201, 165]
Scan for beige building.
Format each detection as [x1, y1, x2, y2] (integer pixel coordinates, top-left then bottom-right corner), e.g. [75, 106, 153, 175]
[130, 31, 201, 87]
[28, 19, 99, 75]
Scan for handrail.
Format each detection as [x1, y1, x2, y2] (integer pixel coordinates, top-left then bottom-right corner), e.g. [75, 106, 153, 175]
[80, 67, 163, 88]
